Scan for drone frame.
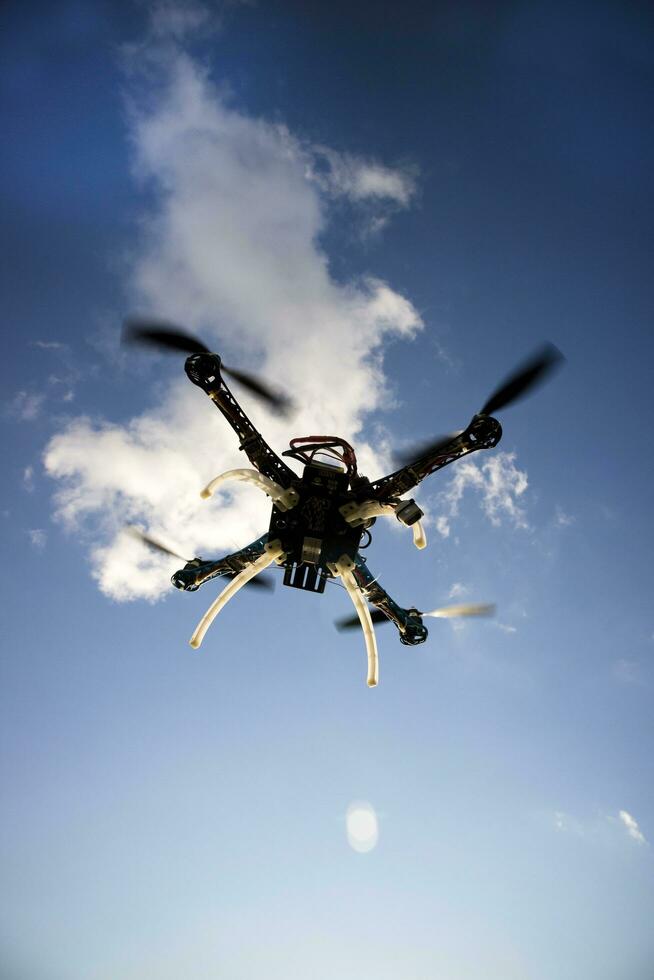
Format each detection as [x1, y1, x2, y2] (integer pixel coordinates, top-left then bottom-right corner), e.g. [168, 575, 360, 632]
[170, 350, 502, 685]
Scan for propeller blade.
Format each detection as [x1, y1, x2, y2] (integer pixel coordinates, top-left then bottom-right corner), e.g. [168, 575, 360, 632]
[421, 603, 495, 618]
[122, 318, 210, 355]
[123, 317, 292, 414]
[235, 571, 274, 590]
[335, 608, 390, 631]
[126, 526, 274, 590]
[222, 363, 294, 416]
[126, 526, 189, 561]
[392, 431, 463, 468]
[392, 345, 563, 468]
[480, 343, 564, 416]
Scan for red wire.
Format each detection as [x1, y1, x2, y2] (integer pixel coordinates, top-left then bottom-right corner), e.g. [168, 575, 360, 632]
[288, 436, 358, 475]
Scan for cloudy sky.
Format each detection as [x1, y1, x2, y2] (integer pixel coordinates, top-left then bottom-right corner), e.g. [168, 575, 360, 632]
[2, 1, 653, 977]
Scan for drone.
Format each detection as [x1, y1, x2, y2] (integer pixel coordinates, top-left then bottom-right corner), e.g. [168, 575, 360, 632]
[124, 319, 564, 686]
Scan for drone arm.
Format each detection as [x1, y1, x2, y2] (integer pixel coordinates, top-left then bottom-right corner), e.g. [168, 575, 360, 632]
[172, 533, 273, 592]
[184, 353, 297, 488]
[350, 556, 427, 644]
[368, 414, 502, 501]
[189, 539, 285, 649]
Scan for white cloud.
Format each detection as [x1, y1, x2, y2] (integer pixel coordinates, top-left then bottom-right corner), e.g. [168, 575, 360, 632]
[307, 145, 417, 207]
[148, 0, 214, 40]
[435, 451, 529, 533]
[553, 810, 584, 835]
[612, 658, 642, 685]
[495, 622, 517, 634]
[435, 514, 450, 538]
[554, 505, 575, 528]
[618, 810, 647, 845]
[28, 529, 47, 550]
[44, 29, 422, 601]
[33, 340, 66, 350]
[552, 808, 648, 846]
[304, 147, 417, 240]
[448, 582, 468, 599]
[8, 390, 45, 422]
[48, 374, 77, 403]
[23, 466, 35, 493]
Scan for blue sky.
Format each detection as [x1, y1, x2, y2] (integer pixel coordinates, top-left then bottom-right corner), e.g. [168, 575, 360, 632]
[2, 2, 653, 977]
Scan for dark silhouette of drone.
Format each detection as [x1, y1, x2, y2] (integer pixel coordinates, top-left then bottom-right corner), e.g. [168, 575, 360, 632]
[124, 319, 563, 686]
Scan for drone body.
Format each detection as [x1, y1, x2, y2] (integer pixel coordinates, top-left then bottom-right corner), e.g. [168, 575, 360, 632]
[124, 323, 562, 685]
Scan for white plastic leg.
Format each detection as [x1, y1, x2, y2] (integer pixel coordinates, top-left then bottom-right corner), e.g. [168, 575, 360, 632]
[332, 556, 379, 688]
[200, 469, 299, 512]
[412, 520, 427, 549]
[340, 500, 395, 523]
[340, 499, 426, 550]
[189, 540, 285, 649]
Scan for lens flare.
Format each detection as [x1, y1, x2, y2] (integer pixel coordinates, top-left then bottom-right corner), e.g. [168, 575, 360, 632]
[346, 801, 379, 853]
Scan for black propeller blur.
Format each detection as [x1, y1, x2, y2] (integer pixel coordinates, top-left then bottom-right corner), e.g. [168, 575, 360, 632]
[336, 609, 389, 631]
[126, 526, 273, 590]
[480, 343, 564, 416]
[393, 431, 462, 467]
[123, 318, 293, 415]
[126, 525, 189, 561]
[394, 343, 564, 469]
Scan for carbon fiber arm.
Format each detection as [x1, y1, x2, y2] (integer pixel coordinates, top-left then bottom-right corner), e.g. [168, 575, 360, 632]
[171, 533, 271, 592]
[351, 556, 428, 646]
[367, 414, 502, 502]
[184, 353, 297, 488]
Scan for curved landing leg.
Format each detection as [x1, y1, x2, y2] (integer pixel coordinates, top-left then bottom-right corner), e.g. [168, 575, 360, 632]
[200, 468, 299, 511]
[329, 556, 379, 687]
[189, 539, 285, 649]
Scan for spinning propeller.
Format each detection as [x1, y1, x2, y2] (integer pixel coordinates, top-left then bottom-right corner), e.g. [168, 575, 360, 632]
[394, 343, 564, 466]
[126, 526, 274, 590]
[335, 602, 495, 631]
[123, 318, 293, 415]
